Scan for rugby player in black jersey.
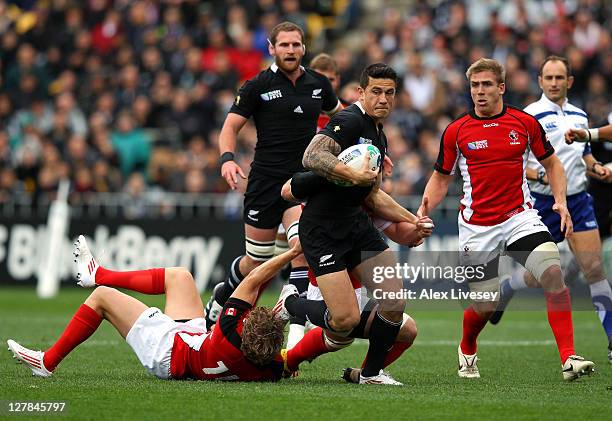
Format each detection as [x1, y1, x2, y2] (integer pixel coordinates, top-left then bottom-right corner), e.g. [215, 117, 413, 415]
[274, 63, 421, 385]
[205, 22, 342, 340]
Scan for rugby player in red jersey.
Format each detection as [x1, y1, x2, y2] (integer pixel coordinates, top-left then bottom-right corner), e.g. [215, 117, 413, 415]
[418, 58, 593, 381]
[8, 236, 302, 381]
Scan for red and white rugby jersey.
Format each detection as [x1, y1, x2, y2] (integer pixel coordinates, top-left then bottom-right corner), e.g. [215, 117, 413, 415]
[434, 105, 554, 226]
[170, 298, 284, 381]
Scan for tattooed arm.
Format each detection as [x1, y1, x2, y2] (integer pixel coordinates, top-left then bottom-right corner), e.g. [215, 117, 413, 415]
[302, 134, 378, 185]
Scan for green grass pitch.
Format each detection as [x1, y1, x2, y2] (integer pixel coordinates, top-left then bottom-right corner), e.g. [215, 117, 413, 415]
[1, 287, 610, 420]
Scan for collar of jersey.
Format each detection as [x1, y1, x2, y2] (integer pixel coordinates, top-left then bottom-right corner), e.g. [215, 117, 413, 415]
[355, 101, 366, 114]
[469, 104, 507, 120]
[355, 101, 384, 132]
[270, 63, 306, 73]
[539, 93, 569, 112]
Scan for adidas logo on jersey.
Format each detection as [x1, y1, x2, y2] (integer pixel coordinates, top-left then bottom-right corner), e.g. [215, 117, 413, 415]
[294, 106, 303, 114]
[312, 88, 322, 99]
[260, 90, 282, 101]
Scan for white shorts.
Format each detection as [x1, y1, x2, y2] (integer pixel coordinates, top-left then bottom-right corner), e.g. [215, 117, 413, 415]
[126, 307, 207, 379]
[458, 209, 549, 266]
[307, 284, 366, 311]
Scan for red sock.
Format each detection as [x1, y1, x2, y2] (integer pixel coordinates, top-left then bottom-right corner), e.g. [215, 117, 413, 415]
[286, 327, 329, 371]
[43, 304, 103, 371]
[460, 305, 488, 355]
[95, 267, 165, 294]
[545, 288, 575, 363]
[360, 341, 413, 369]
[383, 341, 412, 368]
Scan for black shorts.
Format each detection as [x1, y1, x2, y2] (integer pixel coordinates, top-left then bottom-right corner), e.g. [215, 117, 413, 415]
[300, 211, 388, 277]
[243, 171, 299, 229]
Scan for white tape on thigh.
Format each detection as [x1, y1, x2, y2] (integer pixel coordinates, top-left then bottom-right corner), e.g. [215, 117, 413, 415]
[323, 332, 354, 351]
[245, 237, 275, 262]
[286, 221, 299, 242]
[469, 277, 500, 301]
[274, 238, 289, 256]
[525, 241, 561, 282]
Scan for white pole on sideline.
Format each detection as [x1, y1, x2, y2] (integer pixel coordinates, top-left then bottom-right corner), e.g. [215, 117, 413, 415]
[37, 179, 71, 299]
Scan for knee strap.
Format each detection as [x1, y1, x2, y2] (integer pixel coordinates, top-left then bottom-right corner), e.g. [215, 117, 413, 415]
[323, 331, 354, 351]
[274, 238, 289, 257]
[286, 221, 299, 243]
[524, 241, 561, 282]
[245, 237, 275, 262]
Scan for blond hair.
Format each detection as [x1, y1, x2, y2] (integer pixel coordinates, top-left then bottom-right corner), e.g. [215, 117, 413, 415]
[241, 307, 285, 366]
[309, 53, 338, 73]
[466, 58, 505, 84]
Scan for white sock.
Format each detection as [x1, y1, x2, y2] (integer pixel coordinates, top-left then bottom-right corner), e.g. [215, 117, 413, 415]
[508, 266, 527, 291]
[286, 323, 306, 349]
[589, 279, 612, 322]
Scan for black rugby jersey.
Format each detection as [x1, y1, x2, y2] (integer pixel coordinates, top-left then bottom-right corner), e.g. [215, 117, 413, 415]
[229, 64, 338, 178]
[303, 102, 388, 218]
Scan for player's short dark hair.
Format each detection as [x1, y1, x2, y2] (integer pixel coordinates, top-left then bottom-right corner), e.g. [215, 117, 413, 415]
[359, 63, 398, 89]
[241, 307, 285, 366]
[310, 53, 338, 73]
[269, 21, 304, 46]
[539, 55, 572, 77]
[466, 58, 505, 84]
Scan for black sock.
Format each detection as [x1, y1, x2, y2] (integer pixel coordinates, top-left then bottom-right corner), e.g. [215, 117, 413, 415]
[205, 256, 244, 324]
[361, 312, 401, 377]
[289, 266, 309, 326]
[285, 296, 330, 329]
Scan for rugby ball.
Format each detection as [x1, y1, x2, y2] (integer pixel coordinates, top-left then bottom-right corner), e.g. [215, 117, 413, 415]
[334, 144, 381, 186]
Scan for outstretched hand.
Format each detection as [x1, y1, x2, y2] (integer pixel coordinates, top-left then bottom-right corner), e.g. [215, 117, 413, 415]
[564, 128, 588, 144]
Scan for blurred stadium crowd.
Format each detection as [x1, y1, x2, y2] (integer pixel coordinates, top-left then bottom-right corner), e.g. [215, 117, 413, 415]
[0, 0, 610, 216]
